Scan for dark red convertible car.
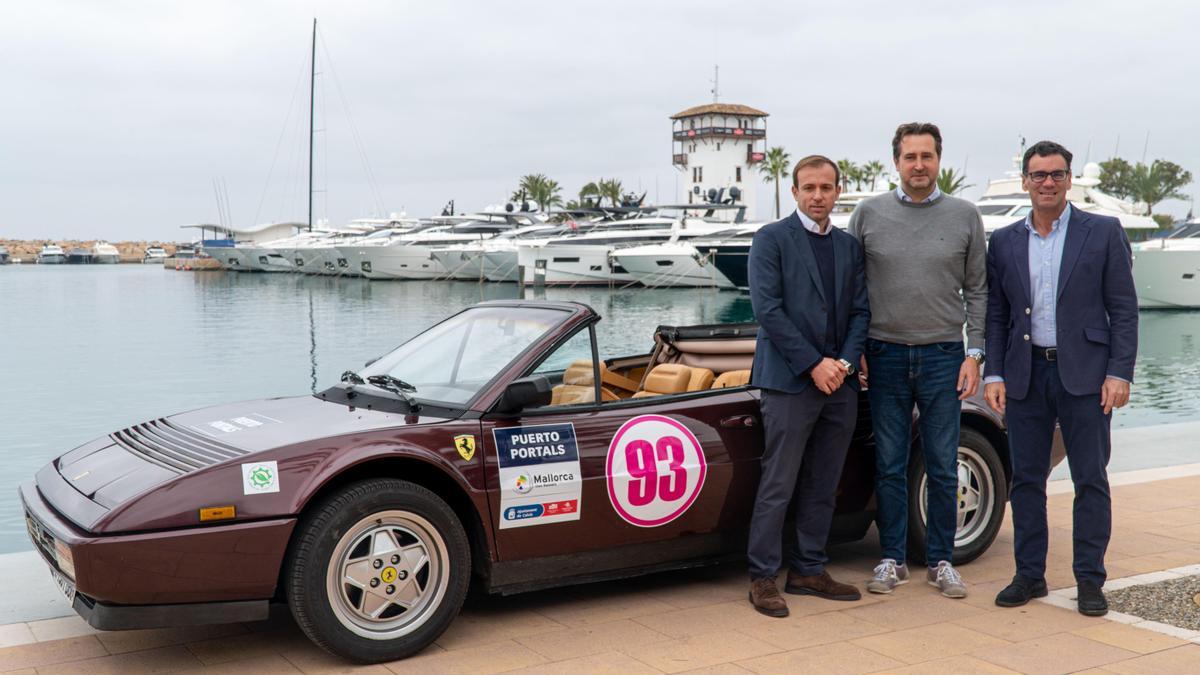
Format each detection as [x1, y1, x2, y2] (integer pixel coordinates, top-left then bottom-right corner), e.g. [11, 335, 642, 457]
[22, 300, 1025, 662]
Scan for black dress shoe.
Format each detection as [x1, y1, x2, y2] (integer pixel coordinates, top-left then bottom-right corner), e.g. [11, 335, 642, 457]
[1077, 581, 1108, 616]
[995, 575, 1048, 607]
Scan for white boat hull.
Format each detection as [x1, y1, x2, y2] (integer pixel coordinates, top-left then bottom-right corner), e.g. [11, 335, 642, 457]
[204, 247, 247, 271]
[37, 255, 65, 264]
[239, 247, 295, 273]
[356, 245, 446, 280]
[615, 245, 733, 288]
[517, 244, 635, 286]
[431, 249, 486, 280]
[482, 249, 520, 282]
[1133, 243, 1200, 308]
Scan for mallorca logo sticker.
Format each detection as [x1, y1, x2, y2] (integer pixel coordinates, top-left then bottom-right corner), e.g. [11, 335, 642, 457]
[242, 461, 280, 495]
[454, 434, 476, 461]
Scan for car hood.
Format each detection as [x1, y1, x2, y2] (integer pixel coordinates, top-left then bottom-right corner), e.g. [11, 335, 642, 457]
[42, 394, 448, 531]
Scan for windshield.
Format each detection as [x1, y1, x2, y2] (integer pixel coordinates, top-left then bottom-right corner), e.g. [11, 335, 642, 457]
[359, 306, 571, 406]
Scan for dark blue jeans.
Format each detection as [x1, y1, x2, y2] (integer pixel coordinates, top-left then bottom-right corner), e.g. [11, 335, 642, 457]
[866, 339, 963, 565]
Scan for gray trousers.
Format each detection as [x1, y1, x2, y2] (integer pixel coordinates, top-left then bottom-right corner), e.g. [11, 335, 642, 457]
[747, 385, 857, 578]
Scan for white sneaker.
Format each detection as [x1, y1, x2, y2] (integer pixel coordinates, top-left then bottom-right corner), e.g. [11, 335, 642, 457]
[867, 558, 910, 594]
[928, 560, 968, 598]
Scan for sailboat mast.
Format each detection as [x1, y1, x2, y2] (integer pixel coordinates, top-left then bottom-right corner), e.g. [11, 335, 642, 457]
[308, 18, 316, 232]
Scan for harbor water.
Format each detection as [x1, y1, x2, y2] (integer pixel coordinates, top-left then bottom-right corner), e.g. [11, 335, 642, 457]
[1, 265, 1198, 554]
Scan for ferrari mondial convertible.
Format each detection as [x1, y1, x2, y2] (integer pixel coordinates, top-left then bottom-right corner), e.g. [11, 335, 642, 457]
[22, 300, 1034, 662]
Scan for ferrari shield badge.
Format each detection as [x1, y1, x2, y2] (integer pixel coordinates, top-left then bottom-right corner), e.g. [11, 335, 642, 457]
[454, 434, 476, 462]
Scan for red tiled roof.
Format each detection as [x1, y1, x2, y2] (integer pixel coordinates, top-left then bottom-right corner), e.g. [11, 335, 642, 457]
[670, 103, 768, 119]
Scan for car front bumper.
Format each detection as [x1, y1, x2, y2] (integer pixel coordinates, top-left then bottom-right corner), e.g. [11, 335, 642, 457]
[20, 480, 295, 628]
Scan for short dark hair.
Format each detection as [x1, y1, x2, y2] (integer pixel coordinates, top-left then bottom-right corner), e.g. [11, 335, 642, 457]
[892, 122, 943, 161]
[792, 154, 840, 188]
[1022, 140, 1073, 175]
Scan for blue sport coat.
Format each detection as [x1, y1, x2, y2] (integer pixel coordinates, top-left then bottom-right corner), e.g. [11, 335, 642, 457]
[984, 206, 1138, 399]
[748, 212, 870, 394]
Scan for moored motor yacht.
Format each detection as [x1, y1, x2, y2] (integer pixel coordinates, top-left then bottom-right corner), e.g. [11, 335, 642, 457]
[977, 161, 1158, 238]
[91, 242, 120, 264]
[37, 244, 66, 264]
[0, 245, 10, 264]
[351, 219, 517, 280]
[515, 206, 749, 286]
[1132, 221, 1200, 308]
[613, 224, 763, 288]
[143, 246, 169, 264]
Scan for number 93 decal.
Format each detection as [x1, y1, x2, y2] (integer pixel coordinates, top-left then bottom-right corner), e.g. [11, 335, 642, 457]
[606, 415, 707, 527]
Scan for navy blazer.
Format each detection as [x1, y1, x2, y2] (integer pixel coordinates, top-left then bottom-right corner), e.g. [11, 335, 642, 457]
[984, 206, 1138, 399]
[748, 212, 870, 394]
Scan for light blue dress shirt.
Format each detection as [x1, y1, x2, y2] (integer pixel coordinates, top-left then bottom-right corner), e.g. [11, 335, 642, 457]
[1027, 203, 1070, 347]
[983, 203, 1126, 385]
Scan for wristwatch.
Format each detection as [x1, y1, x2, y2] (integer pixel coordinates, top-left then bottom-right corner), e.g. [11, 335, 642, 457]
[967, 352, 984, 364]
[837, 358, 855, 375]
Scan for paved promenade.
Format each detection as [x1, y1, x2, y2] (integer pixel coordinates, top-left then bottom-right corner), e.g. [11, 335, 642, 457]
[5, 469, 1200, 673]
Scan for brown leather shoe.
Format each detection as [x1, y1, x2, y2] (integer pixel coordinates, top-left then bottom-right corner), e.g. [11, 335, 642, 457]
[749, 577, 789, 617]
[785, 569, 862, 601]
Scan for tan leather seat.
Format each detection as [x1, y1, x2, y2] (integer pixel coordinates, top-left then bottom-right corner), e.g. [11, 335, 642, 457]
[632, 364, 694, 399]
[550, 359, 619, 405]
[711, 369, 751, 388]
[687, 367, 715, 391]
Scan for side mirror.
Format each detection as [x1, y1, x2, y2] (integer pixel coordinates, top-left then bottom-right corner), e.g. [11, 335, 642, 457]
[495, 375, 552, 414]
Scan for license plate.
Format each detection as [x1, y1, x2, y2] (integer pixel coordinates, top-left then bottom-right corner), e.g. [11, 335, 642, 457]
[48, 566, 76, 604]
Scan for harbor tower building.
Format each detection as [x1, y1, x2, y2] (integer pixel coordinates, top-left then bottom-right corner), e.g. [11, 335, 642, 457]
[671, 103, 767, 221]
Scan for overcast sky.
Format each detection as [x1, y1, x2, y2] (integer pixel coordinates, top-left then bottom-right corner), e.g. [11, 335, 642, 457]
[3, 0, 1197, 240]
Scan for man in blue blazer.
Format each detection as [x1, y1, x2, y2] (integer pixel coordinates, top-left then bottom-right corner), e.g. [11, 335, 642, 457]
[746, 155, 871, 617]
[983, 141, 1138, 616]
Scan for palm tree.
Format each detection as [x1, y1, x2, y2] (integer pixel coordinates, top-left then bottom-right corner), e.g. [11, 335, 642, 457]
[598, 178, 624, 207]
[757, 147, 791, 219]
[862, 160, 886, 191]
[510, 174, 563, 211]
[577, 181, 601, 208]
[1103, 159, 1194, 215]
[836, 159, 858, 192]
[936, 167, 973, 195]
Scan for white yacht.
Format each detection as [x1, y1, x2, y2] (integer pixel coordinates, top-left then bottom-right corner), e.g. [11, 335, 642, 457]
[1132, 221, 1200, 308]
[0, 245, 10, 265]
[36, 244, 66, 264]
[350, 220, 516, 280]
[91, 242, 120, 264]
[143, 246, 168, 263]
[514, 209, 748, 286]
[430, 214, 559, 281]
[977, 162, 1158, 237]
[613, 224, 765, 288]
[188, 222, 302, 272]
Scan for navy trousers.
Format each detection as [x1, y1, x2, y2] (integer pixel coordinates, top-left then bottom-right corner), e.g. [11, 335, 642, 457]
[1006, 358, 1113, 585]
[747, 385, 857, 579]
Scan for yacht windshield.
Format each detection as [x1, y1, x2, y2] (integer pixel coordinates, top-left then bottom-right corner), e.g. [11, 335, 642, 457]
[359, 306, 571, 406]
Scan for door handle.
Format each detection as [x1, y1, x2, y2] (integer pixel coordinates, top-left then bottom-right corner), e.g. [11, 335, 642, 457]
[720, 415, 758, 428]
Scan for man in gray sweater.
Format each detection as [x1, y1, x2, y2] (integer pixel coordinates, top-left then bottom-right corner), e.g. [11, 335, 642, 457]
[848, 122, 987, 599]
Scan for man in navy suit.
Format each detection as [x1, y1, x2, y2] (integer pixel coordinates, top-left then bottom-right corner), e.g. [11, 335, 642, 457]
[984, 141, 1138, 616]
[745, 155, 871, 617]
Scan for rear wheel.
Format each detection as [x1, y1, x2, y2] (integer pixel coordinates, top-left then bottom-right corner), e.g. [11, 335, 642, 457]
[285, 478, 470, 663]
[907, 427, 1007, 566]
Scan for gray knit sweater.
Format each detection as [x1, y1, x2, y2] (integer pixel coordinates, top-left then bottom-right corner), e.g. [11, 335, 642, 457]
[847, 192, 987, 351]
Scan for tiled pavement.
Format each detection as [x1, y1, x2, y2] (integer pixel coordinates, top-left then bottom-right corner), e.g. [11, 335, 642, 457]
[6, 472, 1200, 673]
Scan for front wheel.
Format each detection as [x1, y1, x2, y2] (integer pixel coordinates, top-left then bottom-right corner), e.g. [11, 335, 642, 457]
[285, 478, 470, 663]
[906, 427, 1007, 566]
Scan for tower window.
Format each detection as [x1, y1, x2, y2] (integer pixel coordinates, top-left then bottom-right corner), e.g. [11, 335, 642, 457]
[698, 166, 703, 182]
[736, 167, 742, 182]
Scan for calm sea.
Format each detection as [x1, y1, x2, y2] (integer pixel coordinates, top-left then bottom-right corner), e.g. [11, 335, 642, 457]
[2, 265, 1198, 553]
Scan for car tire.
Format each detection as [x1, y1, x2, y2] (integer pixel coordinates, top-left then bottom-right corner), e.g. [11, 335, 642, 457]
[906, 426, 1007, 566]
[285, 478, 470, 663]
